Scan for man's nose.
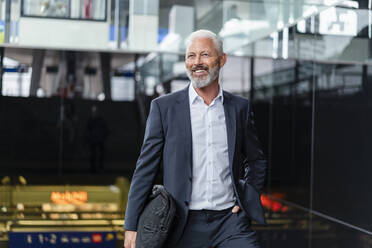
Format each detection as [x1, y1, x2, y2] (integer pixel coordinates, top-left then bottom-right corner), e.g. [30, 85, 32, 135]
[194, 55, 202, 65]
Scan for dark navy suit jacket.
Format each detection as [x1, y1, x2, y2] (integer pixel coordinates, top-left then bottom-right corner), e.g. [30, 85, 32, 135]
[124, 86, 267, 246]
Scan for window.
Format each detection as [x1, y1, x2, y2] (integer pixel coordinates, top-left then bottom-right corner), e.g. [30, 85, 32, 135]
[21, 0, 107, 21]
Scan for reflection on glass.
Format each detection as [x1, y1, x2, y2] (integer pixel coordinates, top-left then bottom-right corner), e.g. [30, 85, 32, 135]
[210, 0, 347, 55]
[253, 58, 312, 209]
[22, 0, 106, 20]
[313, 62, 372, 232]
[23, 0, 69, 18]
[310, 212, 372, 248]
[252, 57, 372, 246]
[236, 1, 372, 63]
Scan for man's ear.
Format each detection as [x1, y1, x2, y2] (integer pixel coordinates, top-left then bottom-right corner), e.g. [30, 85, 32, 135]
[220, 53, 227, 68]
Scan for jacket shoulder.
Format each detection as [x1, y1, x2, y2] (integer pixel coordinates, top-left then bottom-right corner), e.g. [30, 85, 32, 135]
[152, 88, 186, 108]
[224, 91, 250, 107]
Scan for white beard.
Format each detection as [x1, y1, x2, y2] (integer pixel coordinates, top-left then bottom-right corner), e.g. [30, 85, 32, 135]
[187, 64, 220, 88]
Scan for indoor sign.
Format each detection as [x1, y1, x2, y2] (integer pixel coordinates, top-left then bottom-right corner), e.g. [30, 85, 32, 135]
[50, 191, 88, 205]
[9, 232, 116, 248]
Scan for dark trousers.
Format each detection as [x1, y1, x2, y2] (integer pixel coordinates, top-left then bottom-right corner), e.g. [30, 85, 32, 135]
[173, 208, 260, 248]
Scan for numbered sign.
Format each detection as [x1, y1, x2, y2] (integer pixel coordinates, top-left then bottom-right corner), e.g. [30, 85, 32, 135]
[9, 231, 116, 248]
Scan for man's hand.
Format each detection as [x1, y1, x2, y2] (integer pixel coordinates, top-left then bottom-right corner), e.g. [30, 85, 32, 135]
[231, 205, 240, 213]
[124, 231, 137, 248]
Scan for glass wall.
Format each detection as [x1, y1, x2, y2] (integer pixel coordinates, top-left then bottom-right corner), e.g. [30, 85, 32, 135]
[251, 58, 372, 248]
[244, 1, 372, 247]
[0, 0, 348, 52]
[21, 0, 107, 20]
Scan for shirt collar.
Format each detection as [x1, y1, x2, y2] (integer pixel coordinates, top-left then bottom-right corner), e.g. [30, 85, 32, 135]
[188, 83, 224, 105]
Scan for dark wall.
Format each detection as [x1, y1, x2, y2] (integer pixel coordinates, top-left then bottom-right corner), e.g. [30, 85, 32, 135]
[0, 96, 142, 174]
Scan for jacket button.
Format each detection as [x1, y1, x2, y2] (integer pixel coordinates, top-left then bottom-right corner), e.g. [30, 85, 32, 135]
[185, 201, 189, 206]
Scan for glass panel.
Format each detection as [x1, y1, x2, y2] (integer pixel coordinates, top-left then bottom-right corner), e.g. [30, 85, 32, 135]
[312, 5, 371, 63]
[22, 0, 70, 18]
[239, 1, 372, 63]
[253, 58, 312, 209]
[196, 0, 345, 56]
[313, 62, 372, 232]
[257, 196, 310, 248]
[21, 0, 107, 21]
[0, 0, 350, 52]
[310, 212, 372, 248]
[256, 197, 371, 248]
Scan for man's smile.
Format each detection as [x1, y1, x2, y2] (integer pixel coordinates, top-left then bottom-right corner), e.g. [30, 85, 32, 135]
[192, 66, 209, 77]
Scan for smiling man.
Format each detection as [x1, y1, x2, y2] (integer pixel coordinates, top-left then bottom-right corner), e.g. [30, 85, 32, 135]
[124, 30, 267, 248]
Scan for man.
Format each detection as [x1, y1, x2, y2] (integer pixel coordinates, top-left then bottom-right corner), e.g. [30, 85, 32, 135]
[86, 105, 108, 173]
[124, 30, 266, 248]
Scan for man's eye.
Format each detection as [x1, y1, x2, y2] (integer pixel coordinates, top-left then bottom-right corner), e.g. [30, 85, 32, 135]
[202, 54, 209, 57]
[187, 54, 194, 58]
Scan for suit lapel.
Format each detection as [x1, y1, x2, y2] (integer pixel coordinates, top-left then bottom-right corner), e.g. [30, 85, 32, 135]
[223, 92, 236, 170]
[176, 87, 193, 176]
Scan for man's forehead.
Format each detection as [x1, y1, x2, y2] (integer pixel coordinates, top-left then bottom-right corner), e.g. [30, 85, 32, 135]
[186, 37, 217, 53]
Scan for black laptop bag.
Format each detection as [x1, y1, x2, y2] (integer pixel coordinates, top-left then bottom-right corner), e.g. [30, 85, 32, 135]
[136, 185, 176, 248]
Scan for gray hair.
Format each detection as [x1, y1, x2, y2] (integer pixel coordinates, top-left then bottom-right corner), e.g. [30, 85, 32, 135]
[185, 30, 223, 56]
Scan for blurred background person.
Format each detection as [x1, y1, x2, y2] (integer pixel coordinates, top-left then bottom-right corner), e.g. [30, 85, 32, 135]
[85, 105, 108, 173]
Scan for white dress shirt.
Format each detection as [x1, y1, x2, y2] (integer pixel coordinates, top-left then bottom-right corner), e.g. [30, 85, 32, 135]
[188, 83, 235, 210]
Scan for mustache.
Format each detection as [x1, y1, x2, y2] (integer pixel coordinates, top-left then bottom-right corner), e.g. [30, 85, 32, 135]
[191, 65, 209, 72]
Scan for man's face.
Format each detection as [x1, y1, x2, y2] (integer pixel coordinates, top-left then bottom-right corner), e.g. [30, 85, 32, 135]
[185, 37, 226, 88]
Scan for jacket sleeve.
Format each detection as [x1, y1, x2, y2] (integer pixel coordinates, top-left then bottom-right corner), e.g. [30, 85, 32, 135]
[124, 99, 164, 231]
[242, 102, 267, 192]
